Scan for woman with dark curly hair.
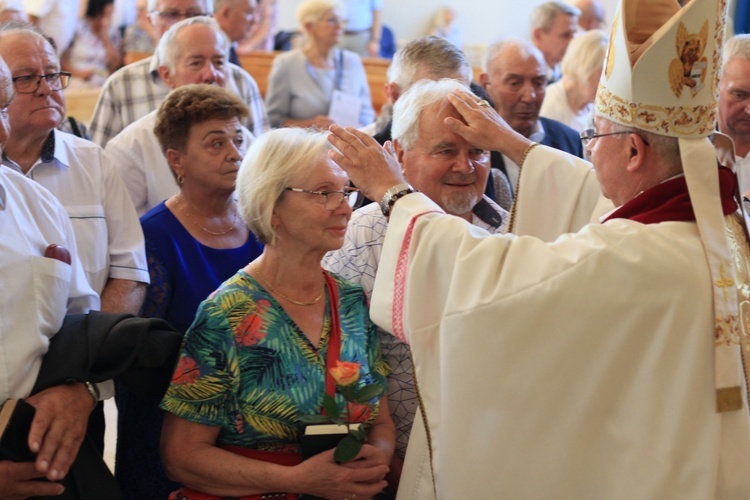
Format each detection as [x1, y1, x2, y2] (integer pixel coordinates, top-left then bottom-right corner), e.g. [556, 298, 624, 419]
[115, 84, 264, 499]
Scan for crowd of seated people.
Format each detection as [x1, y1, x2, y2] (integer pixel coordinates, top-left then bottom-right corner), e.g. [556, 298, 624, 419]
[2, 0, 749, 499]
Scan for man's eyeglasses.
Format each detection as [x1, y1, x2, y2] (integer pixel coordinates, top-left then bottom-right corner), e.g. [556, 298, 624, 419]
[580, 128, 650, 146]
[12, 72, 71, 94]
[284, 186, 360, 210]
[150, 10, 207, 22]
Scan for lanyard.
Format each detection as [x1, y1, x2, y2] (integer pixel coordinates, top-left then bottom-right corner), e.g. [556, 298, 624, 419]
[322, 271, 341, 401]
[305, 49, 345, 93]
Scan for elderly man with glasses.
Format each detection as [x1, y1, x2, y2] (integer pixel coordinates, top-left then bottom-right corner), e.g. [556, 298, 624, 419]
[88, 0, 269, 148]
[0, 23, 149, 316]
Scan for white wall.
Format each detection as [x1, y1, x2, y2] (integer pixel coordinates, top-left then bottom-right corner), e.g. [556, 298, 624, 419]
[276, 0, 621, 64]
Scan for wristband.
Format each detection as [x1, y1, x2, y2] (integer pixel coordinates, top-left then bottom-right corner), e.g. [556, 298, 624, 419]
[380, 183, 415, 218]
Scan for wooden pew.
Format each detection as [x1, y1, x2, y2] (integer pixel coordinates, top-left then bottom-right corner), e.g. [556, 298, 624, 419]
[361, 57, 390, 116]
[238, 50, 279, 98]
[64, 87, 102, 126]
[239, 51, 391, 115]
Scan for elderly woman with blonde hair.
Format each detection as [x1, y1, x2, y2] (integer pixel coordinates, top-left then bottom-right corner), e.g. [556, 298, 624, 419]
[265, 0, 375, 129]
[160, 127, 394, 499]
[539, 29, 609, 132]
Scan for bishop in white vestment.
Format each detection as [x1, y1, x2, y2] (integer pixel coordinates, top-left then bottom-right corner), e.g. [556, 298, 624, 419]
[327, 0, 750, 498]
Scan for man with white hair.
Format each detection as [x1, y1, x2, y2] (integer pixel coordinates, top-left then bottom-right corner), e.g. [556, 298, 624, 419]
[88, 0, 268, 147]
[373, 36, 513, 209]
[373, 36, 472, 144]
[105, 16, 253, 216]
[719, 34, 750, 196]
[324, 77, 507, 495]
[0, 23, 149, 315]
[530, 1, 580, 83]
[575, 0, 605, 31]
[329, 0, 750, 497]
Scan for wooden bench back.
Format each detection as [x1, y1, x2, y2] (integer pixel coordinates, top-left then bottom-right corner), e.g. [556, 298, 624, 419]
[239, 50, 391, 115]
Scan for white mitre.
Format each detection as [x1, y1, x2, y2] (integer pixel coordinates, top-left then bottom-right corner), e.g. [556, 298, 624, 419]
[597, 0, 745, 413]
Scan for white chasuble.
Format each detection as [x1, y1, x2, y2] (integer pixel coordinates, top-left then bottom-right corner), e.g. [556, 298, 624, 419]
[371, 146, 750, 500]
[511, 147, 613, 241]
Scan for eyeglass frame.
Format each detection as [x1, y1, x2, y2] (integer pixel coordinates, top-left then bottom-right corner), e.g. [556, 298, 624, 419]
[11, 71, 71, 94]
[149, 9, 207, 22]
[580, 128, 650, 147]
[284, 186, 360, 210]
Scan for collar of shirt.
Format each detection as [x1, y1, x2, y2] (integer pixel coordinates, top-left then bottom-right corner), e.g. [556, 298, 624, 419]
[3, 130, 70, 176]
[2, 129, 55, 165]
[529, 120, 545, 144]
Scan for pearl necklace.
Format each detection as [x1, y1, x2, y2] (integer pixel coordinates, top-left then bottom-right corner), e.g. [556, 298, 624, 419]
[252, 263, 325, 306]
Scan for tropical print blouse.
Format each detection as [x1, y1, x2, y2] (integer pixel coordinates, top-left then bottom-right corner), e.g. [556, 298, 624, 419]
[160, 270, 389, 453]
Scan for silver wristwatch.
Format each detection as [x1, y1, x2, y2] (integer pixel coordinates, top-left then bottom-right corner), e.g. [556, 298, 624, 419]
[84, 381, 100, 402]
[380, 183, 415, 218]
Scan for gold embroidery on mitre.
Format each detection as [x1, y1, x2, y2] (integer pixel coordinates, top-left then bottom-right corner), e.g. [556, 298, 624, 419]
[668, 21, 709, 98]
[595, 87, 716, 135]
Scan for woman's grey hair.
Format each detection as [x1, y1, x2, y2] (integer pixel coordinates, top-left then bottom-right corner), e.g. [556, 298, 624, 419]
[387, 36, 472, 91]
[148, 0, 213, 13]
[392, 78, 469, 150]
[237, 128, 331, 245]
[296, 0, 343, 33]
[560, 29, 608, 84]
[156, 16, 228, 72]
[723, 34, 750, 73]
[530, 1, 580, 32]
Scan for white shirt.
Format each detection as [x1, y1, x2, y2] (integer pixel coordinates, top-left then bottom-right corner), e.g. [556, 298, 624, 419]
[89, 56, 269, 147]
[104, 110, 255, 216]
[22, 0, 81, 54]
[540, 80, 592, 133]
[4, 130, 150, 295]
[0, 167, 99, 400]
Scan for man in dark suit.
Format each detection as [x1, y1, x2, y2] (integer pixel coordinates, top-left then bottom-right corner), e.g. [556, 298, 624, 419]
[479, 38, 583, 194]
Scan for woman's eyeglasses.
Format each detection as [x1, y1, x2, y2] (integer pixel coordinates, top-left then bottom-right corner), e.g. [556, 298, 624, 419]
[284, 186, 361, 210]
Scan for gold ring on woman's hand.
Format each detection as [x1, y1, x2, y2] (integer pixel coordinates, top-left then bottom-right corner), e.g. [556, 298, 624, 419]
[478, 99, 490, 107]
